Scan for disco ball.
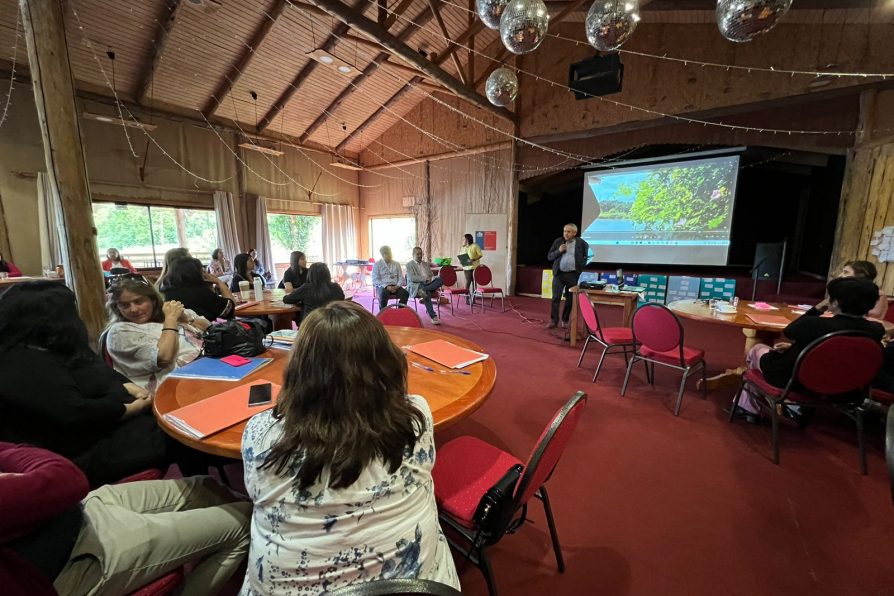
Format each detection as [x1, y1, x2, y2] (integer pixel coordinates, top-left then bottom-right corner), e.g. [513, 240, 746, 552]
[716, 0, 793, 43]
[477, 0, 509, 29]
[500, 0, 549, 55]
[485, 68, 519, 106]
[585, 0, 640, 52]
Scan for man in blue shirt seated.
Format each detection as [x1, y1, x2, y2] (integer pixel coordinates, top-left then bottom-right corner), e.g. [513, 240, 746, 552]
[372, 245, 409, 310]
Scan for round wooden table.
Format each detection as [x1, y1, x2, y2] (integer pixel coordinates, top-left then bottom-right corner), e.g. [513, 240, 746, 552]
[668, 299, 804, 390]
[154, 327, 497, 458]
[234, 289, 300, 330]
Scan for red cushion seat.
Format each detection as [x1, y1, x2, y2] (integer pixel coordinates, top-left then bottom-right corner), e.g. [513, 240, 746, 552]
[477, 287, 502, 294]
[600, 327, 634, 345]
[743, 368, 785, 398]
[872, 388, 894, 405]
[640, 345, 704, 366]
[432, 436, 524, 528]
[444, 287, 469, 295]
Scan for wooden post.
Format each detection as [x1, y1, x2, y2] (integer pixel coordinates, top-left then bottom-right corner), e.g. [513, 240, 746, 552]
[174, 208, 188, 247]
[506, 136, 519, 296]
[423, 160, 432, 260]
[20, 0, 107, 344]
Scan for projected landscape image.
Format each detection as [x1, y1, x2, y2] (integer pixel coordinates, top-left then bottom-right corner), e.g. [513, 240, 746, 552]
[581, 155, 740, 266]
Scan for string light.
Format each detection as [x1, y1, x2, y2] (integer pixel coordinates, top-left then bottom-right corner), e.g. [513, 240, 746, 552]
[0, 5, 21, 133]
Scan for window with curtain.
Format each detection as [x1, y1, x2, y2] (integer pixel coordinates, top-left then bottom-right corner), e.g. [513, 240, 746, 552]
[266, 213, 323, 267]
[369, 216, 416, 264]
[92, 203, 218, 267]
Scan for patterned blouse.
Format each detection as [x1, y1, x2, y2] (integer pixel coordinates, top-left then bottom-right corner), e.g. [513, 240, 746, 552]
[240, 395, 460, 595]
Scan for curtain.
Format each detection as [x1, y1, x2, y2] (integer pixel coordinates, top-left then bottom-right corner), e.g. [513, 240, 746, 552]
[37, 172, 63, 269]
[321, 203, 357, 266]
[255, 198, 274, 283]
[213, 190, 241, 261]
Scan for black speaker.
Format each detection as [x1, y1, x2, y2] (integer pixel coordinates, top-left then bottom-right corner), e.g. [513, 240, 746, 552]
[753, 242, 784, 280]
[568, 54, 623, 100]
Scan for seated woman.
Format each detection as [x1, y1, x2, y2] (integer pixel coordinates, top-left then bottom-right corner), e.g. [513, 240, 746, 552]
[734, 277, 886, 422]
[159, 257, 235, 321]
[282, 262, 344, 324]
[0, 251, 21, 277]
[208, 248, 233, 285]
[248, 248, 272, 283]
[229, 252, 264, 294]
[810, 260, 888, 320]
[105, 278, 209, 390]
[101, 247, 137, 273]
[0, 281, 172, 486]
[154, 247, 190, 290]
[277, 250, 308, 292]
[241, 301, 459, 594]
[0, 442, 250, 596]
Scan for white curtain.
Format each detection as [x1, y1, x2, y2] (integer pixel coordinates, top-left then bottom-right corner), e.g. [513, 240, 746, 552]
[37, 172, 63, 270]
[321, 203, 357, 266]
[213, 190, 241, 261]
[255, 198, 275, 282]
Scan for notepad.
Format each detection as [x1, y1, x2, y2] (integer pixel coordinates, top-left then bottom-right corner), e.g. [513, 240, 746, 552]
[750, 302, 778, 311]
[746, 314, 790, 327]
[234, 301, 259, 311]
[166, 356, 273, 381]
[408, 339, 489, 369]
[163, 381, 281, 439]
[268, 329, 298, 344]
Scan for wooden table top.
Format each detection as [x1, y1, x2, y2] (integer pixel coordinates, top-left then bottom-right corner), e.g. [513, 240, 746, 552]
[573, 286, 641, 298]
[668, 299, 803, 331]
[154, 327, 497, 458]
[234, 289, 300, 316]
[0, 275, 64, 285]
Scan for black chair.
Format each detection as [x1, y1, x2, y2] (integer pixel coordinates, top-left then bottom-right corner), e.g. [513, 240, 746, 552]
[321, 579, 462, 596]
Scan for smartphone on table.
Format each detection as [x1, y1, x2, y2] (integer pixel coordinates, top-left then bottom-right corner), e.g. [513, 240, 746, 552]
[247, 383, 273, 407]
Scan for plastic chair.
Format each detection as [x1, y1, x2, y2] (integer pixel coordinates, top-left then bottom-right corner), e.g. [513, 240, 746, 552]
[438, 266, 468, 315]
[621, 304, 707, 416]
[577, 292, 635, 382]
[322, 579, 462, 595]
[376, 304, 423, 328]
[729, 331, 884, 472]
[472, 265, 505, 313]
[432, 391, 588, 596]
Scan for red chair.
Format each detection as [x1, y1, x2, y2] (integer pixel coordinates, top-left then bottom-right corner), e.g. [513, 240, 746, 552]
[886, 404, 894, 503]
[438, 266, 468, 315]
[729, 331, 884, 473]
[376, 304, 423, 328]
[432, 392, 587, 596]
[472, 265, 505, 313]
[621, 304, 707, 416]
[577, 292, 635, 382]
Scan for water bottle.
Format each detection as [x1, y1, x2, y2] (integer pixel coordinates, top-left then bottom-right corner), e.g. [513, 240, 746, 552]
[616, 268, 624, 289]
[253, 276, 264, 301]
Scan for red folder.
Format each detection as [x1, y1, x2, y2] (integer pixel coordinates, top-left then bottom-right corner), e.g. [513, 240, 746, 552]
[408, 339, 489, 369]
[162, 381, 281, 439]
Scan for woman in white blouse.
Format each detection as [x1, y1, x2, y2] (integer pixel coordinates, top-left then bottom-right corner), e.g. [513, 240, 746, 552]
[105, 278, 210, 390]
[241, 300, 459, 595]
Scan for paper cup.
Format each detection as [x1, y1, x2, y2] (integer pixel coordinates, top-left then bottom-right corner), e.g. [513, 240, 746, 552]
[239, 280, 250, 300]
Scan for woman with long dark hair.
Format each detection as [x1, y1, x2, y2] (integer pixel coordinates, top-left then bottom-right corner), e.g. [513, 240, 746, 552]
[0, 281, 171, 485]
[278, 250, 308, 292]
[160, 256, 235, 321]
[154, 247, 190, 289]
[229, 253, 264, 293]
[241, 301, 458, 594]
[282, 261, 344, 323]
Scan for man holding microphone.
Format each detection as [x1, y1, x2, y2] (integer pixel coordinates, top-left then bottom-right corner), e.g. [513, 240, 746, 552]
[547, 223, 590, 329]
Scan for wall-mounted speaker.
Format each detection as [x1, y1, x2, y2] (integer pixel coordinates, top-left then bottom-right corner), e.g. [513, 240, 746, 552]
[568, 54, 624, 100]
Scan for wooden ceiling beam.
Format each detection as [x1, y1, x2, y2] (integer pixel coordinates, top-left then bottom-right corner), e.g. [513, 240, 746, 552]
[297, 0, 429, 144]
[428, 0, 466, 85]
[202, 0, 287, 118]
[257, 0, 368, 132]
[135, 0, 183, 104]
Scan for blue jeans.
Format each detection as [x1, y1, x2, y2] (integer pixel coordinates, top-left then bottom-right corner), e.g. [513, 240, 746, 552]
[418, 278, 445, 317]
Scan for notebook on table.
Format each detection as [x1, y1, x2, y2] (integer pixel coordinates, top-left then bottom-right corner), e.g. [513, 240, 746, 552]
[163, 381, 282, 439]
[408, 339, 488, 369]
[746, 314, 791, 327]
[166, 356, 273, 381]
[234, 301, 259, 311]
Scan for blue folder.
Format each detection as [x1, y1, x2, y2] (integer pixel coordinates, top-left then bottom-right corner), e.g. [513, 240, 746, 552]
[166, 356, 273, 381]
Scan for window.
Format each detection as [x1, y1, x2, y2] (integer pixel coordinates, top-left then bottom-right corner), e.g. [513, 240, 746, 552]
[266, 213, 323, 269]
[92, 203, 218, 267]
[369, 216, 416, 264]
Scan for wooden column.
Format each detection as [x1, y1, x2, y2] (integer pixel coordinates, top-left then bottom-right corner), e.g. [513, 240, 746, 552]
[506, 137, 519, 296]
[20, 0, 106, 343]
[423, 160, 432, 260]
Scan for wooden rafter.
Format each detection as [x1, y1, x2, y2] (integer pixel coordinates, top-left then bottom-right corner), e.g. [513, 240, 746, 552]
[298, 3, 432, 144]
[257, 0, 368, 132]
[428, 0, 466, 85]
[135, 0, 183, 103]
[202, 0, 287, 118]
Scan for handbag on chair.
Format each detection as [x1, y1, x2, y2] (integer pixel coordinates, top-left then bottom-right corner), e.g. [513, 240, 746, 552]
[202, 319, 268, 358]
[472, 464, 524, 539]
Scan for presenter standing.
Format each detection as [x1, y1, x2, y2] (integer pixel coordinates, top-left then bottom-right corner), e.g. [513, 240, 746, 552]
[547, 223, 590, 329]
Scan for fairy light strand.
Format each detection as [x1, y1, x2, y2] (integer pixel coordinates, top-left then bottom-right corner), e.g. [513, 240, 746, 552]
[0, 6, 21, 132]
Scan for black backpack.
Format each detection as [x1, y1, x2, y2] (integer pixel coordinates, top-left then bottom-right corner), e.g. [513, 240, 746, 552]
[202, 319, 268, 358]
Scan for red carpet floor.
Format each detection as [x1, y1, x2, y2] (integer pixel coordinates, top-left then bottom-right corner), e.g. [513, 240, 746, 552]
[363, 293, 894, 596]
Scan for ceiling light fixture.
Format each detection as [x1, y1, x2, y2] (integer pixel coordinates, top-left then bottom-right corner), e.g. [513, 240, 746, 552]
[330, 159, 363, 171]
[306, 49, 355, 76]
[238, 142, 284, 156]
[82, 112, 157, 130]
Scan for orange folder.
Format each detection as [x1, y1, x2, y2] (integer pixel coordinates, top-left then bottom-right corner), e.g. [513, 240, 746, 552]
[746, 313, 791, 327]
[162, 380, 281, 439]
[408, 339, 489, 369]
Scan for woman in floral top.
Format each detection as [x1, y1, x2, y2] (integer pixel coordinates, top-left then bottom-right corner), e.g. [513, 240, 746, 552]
[241, 301, 459, 595]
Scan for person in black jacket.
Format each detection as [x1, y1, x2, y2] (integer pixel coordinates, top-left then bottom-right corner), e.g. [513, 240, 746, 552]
[546, 223, 590, 329]
[734, 277, 885, 421]
[0, 281, 173, 486]
[278, 250, 308, 292]
[283, 262, 344, 324]
[229, 252, 264, 294]
[159, 257, 235, 321]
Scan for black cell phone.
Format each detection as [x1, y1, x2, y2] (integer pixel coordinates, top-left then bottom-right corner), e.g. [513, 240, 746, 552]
[248, 383, 273, 407]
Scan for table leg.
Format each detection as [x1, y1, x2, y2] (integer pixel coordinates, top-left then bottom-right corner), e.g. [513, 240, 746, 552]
[699, 328, 777, 391]
[622, 297, 635, 327]
[569, 289, 580, 347]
